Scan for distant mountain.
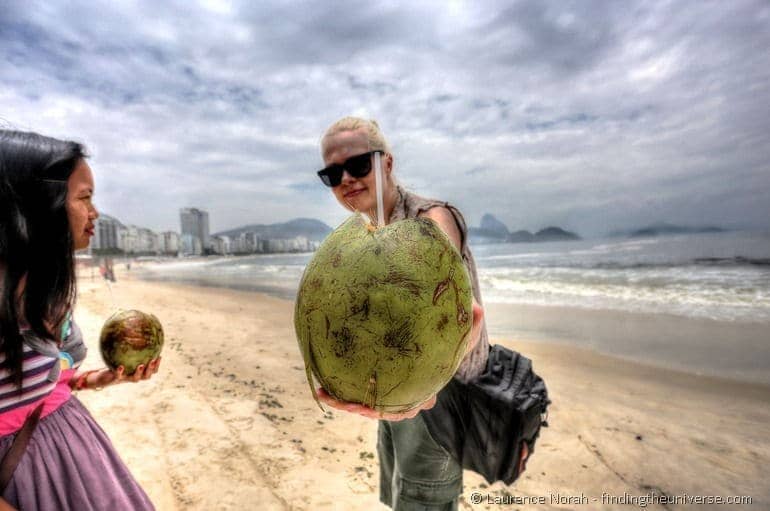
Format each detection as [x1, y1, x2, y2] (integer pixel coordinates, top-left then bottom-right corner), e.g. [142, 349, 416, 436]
[533, 226, 581, 241]
[504, 227, 581, 242]
[611, 222, 728, 238]
[213, 218, 332, 241]
[480, 214, 509, 235]
[469, 213, 509, 242]
[468, 213, 581, 244]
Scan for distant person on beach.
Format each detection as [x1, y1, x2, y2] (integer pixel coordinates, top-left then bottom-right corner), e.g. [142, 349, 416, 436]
[99, 258, 115, 282]
[313, 117, 528, 509]
[0, 130, 160, 509]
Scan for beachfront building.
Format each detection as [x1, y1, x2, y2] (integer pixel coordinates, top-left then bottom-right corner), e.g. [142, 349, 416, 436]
[180, 207, 210, 255]
[91, 214, 124, 254]
[225, 233, 318, 255]
[119, 226, 138, 254]
[180, 233, 202, 256]
[159, 231, 180, 256]
[118, 225, 161, 255]
[290, 235, 310, 252]
[137, 227, 157, 254]
[263, 236, 313, 253]
[210, 235, 231, 255]
[245, 232, 259, 253]
[231, 231, 260, 254]
[230, 234, 245, 254]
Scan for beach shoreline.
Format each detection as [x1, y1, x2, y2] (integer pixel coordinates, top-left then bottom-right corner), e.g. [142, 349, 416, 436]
[484, 302, 770, 386]
[74, 272, 770, 510]
[127, 259, 770, 386]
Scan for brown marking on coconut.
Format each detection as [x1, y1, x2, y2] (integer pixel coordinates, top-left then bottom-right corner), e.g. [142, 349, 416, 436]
[383, 319, 415, 356]
[436, 314, 449, 332]
[408, 244, 422, 264]
[450, 272, 470, 327]
[432, 278, 450, 304]
[456, 303, 469, 325]
[331, 251, 343, 268]
[332, 327, 355, 358]
[349, 297, 370, 319]
[307, 277, 323, 291]
[386, 268, 422, 296]
[417, 219, 440, 241]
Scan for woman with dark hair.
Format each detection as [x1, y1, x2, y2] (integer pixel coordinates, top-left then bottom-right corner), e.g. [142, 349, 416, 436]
[0, 130, 159, 510]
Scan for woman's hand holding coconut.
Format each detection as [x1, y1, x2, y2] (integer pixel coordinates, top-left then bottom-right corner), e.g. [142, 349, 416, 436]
[70, 357, 162, 391]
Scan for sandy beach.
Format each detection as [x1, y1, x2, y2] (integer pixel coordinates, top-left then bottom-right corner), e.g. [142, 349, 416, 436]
[73, 270, 770, 510]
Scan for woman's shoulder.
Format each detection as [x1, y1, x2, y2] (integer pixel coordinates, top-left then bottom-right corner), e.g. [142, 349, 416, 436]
[400, 186, 446, 212]
[399, 186, 469, 250]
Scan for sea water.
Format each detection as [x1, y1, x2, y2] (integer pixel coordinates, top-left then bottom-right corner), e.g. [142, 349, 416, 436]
[138, 230, 770, 324]
[135, 230, 770, 383]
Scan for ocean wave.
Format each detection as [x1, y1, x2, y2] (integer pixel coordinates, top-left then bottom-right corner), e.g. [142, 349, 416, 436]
[478, 267, 770, 322]
[479, 259, 770, 271]
[693, 257, 770, 267]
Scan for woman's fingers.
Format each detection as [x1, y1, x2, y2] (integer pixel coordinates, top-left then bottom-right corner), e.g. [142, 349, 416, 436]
[131, 365, 145, 382]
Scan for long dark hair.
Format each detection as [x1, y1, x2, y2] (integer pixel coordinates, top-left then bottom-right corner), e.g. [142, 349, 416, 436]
[0, 130, 86, 385]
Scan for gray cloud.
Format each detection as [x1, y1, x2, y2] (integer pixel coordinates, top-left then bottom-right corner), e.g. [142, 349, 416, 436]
[1, 0, 768, 237]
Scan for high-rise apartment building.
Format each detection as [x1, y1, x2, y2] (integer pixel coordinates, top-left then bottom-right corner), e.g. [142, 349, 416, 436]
[179, 208, 210, 255]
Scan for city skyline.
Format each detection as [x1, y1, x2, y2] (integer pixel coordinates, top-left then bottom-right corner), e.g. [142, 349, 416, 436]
[89, 207, 320, 256]
[2, 1, 769, 237]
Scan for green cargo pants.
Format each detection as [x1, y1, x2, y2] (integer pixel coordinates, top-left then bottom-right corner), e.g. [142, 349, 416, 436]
[377, 413, 463, 510]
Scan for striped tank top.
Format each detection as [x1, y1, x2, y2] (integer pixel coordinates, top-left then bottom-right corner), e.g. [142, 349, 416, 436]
[0, 315, 86, 432]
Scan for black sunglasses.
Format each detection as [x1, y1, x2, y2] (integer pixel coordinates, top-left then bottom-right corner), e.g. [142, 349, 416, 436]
[317, 150, 384, 187]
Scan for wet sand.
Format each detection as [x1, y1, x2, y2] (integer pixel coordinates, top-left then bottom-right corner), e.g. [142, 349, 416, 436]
[74, 273, 770, 510]
[485, 302, 770, 385]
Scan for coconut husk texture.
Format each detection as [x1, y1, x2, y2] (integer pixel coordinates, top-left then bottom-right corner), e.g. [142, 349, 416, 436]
[100, 309, 164, 375]
[295, 214, 473, 413]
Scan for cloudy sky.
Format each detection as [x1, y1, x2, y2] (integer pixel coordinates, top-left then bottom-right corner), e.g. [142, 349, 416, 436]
[1, 0, 768, 237]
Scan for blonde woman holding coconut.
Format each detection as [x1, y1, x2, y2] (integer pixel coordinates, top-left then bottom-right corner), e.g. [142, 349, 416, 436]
[315, 117, 528, 510]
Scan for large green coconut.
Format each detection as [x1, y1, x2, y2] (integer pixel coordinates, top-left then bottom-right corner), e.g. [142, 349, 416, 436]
[100, 309, 164, 375]
[294, 213, 473, 413]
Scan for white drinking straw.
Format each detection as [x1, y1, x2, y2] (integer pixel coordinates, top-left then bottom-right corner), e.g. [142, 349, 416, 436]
[374, 151, 385, 227]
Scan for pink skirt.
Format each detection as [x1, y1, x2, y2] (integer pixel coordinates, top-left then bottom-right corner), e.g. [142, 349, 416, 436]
[0, 396, 154, 510]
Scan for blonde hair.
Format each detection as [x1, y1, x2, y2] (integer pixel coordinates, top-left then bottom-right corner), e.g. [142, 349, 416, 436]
[321, 117, 392, 155]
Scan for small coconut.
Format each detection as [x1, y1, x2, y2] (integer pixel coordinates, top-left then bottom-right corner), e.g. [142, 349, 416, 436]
[100, 309, 164, 375]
